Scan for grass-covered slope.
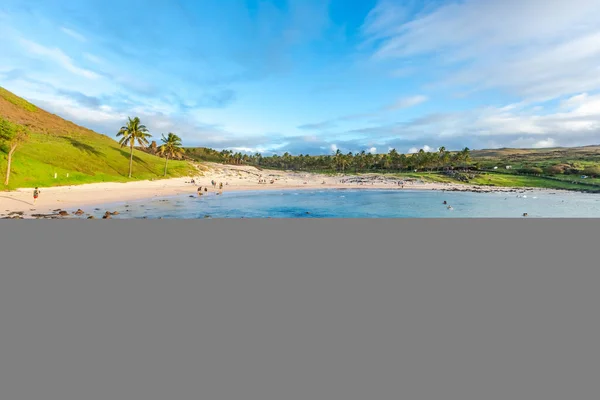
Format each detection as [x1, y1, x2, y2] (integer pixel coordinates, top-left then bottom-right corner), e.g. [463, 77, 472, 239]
[0, 87, 195, 190]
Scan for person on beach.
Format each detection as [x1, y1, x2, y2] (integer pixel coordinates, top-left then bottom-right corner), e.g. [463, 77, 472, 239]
[33, 187, 40, 204]
[197, 186, 203, 196]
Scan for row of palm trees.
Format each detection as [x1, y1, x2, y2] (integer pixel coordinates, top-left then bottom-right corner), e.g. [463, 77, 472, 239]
[116, 117, 184, 177]
[212, 147, 472, 173]
[117, 116, 471, 177]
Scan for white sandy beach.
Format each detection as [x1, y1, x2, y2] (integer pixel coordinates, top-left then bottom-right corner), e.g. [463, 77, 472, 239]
[1, 163, 541, 219]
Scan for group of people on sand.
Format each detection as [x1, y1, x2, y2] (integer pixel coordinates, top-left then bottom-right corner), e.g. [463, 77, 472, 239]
[257, 178, 275, 184]
[196, 179, 226, 196]
[209, 180, 225, 189]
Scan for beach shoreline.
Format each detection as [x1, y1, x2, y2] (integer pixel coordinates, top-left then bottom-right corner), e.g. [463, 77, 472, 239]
[0, 163, 557, 219]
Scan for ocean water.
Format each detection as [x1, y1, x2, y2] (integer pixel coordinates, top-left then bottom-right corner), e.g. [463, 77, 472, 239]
[78, 188, 600, 218]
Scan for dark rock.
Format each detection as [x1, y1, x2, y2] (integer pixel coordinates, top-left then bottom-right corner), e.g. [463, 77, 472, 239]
[111, 211, 119, 215]
[204, 215, 211, 218]
[74, 209, 85, 215]
[87, 216, 95, 219]
[102, 214, 111, 219]
[58, 211, 69, 216]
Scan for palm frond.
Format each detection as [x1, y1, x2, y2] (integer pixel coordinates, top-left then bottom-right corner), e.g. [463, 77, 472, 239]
[118, 136, 131, 147]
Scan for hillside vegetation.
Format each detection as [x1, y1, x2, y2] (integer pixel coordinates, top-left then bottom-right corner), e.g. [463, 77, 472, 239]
[0, 87, 195, 190]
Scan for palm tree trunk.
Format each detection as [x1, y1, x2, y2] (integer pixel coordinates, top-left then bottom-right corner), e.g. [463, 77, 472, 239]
[4, 145, 17, 186]
[164, 156, 169, 177]
[129, 143, 134, 178]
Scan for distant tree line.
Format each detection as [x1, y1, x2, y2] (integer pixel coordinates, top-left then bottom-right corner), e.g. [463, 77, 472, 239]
[182, 147, 473, 174]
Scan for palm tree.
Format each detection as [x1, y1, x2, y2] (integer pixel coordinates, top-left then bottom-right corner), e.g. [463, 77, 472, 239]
[116, 117, 152, 178]
[157, 133, 184, 176]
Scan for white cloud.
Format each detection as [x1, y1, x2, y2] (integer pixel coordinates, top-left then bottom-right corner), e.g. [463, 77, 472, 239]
[398, 92, 600, 150]
[407, 145, 433, 153]
[368, 147, 377, 154]
[83, 53, 103, 64]
[60, 27, 86, 42]
[532, 138, 556, 148]
[33, 95, 124, 125]
[330, 144, 338, 152]
[18, 38, 99, 79]
[385, 95, 428, 110]
[363, 0, 600, 102]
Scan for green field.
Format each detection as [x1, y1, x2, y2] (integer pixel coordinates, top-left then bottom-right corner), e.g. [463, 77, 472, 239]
[377, 171, 597, 191]
[1, 87, 196, 190]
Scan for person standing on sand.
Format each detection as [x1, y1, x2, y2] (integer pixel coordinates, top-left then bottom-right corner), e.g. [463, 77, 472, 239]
[33, 187, 40, 204]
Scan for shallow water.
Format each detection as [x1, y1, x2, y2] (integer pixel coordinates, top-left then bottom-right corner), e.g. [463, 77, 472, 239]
[75, 189, 600, 218]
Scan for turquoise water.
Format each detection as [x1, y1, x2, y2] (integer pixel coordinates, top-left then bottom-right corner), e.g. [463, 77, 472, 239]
[79, 189, 600, 218]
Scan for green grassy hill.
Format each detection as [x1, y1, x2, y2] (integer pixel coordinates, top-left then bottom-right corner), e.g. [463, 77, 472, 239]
[1, 87, 195, 190]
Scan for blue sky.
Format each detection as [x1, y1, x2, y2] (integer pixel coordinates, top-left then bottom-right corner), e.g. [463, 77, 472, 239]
[2, 0, 600, 155]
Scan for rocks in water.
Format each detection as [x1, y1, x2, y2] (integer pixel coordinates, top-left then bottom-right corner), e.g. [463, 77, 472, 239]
[58, 210, 69, 216]
[87, 216, 95, 219]
[203, 215, 211, 219]
[74, 209, 85, 215]
[94, 208, 101, 211]
[111, 211, 119, 215]
[102, 212, 112, 219]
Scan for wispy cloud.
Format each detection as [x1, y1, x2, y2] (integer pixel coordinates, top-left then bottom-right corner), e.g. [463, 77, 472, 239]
[384, 95, 428, 111]
[297, 94, 427, 131]
[18, 38, 99, 79]
[60, 27, 86, 42]
[298, 121, 337, 130]
[362, 0, 600, 101]
[83, 53, 102, 64]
